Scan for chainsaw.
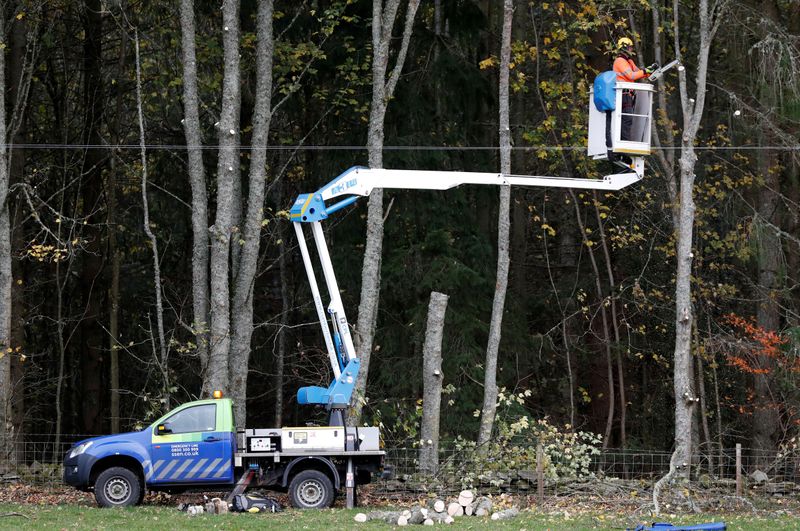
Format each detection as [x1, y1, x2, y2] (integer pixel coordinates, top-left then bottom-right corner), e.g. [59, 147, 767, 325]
[646, 59, 683, 82]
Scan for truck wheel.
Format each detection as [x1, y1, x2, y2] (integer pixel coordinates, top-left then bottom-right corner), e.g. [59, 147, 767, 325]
[94, 467, 142, 508]
[289, 469, 334, 509]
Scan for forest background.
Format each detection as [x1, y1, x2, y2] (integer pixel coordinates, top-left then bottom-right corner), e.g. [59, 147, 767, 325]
[0, 0, 798, 466]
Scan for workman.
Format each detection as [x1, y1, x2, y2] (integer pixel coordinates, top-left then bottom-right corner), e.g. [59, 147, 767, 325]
[612, 37, 657, 141]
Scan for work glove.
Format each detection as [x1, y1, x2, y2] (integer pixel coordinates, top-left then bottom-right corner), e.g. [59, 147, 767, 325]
[644, 62, 659, 74]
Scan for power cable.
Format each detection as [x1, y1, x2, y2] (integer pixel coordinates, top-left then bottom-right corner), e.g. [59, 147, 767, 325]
[1, 143, 799, 151]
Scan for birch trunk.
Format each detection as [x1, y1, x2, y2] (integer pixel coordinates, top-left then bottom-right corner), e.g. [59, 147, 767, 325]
[135, 32, 170, 406]
[351, 0, 420, 421]
[477, 0, 512, 446]
[179, 0, 210, 379]
[229, 0, 274, 426]
[654, 0, 719, 513]
[0, 9, 11, 462]
[206, 0, 241, 394]
[419, 292, 448, 474]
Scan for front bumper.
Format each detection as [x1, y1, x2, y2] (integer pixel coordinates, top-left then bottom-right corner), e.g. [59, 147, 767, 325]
[63, 452, 97, 490]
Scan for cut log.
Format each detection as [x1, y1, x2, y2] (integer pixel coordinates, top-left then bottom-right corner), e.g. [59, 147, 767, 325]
[473, 496, 493, 516]
[423, 519, 434, 526]
[420, 507, 429, 518]
[429, 511, 449, 523]
[397, 515, 409, 526]
[458, 490, 475, 507]
[464, 504, 473, 516]
[354, 513, 368, 523]
[401, 509, 412, 519]
[212, 497, 228, 514]
[447, 502, 464, 517]
[444, 515, 455, 524]
[367, 510, 402, 524]
[433, 499, 446, 513]
[491, 508, 519, 521]
[205, 501, 216, 514]
[408, 505, 426, 525]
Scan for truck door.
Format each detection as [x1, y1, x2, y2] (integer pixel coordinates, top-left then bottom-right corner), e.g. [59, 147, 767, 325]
[148, 403, 234, 484]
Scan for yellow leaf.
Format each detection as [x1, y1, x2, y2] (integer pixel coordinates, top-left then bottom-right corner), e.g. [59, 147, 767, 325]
[478, 57, 496, 70]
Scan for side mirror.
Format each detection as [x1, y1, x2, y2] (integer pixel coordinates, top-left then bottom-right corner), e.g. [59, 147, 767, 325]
[157, 423, 172, 435]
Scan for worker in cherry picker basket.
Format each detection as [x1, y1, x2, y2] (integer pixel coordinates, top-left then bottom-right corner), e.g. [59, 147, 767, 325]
[613, 37, 657, 141]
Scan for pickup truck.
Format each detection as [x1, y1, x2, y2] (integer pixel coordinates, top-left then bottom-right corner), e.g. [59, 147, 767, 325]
[63, 395, 385, 508]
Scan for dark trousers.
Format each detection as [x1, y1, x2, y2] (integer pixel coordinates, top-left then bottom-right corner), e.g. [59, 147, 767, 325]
[621, 92, 635, 141]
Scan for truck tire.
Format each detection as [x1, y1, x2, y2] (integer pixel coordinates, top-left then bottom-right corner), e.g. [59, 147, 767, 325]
[94, 466, 142, 508]
[288, 469, 335, 509]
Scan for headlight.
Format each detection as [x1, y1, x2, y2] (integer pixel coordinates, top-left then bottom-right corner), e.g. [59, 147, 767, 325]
[68, 441, 93, 459]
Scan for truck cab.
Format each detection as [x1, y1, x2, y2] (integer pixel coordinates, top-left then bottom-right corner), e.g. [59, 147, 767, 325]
[64, 395, 385, 508]
[64, 397, 236, 506]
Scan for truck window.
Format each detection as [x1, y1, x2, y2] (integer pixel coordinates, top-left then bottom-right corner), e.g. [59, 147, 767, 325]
[159, 404, 216, 434]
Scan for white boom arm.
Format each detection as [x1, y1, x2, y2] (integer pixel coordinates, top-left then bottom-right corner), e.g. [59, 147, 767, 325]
[289, 166, 642, 412]
[319, 167, 641, 202]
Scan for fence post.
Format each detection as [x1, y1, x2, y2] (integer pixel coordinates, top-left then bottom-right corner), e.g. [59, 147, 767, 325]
[735, 443, 742, 497]
[536, 443, 544, 503]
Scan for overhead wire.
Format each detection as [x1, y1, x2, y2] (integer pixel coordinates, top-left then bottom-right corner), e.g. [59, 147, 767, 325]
[0, 143, 798, 151]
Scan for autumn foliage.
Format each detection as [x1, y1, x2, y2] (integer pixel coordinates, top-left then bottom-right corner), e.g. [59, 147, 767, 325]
[723, 313, 790, 374]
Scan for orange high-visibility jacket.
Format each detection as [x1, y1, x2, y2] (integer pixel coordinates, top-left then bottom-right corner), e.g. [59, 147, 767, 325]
[614, 56, 646, 82]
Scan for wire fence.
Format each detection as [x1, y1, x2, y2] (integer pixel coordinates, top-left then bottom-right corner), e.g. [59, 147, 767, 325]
[3, 436, 799, 500]
[373, 445, 800, 497]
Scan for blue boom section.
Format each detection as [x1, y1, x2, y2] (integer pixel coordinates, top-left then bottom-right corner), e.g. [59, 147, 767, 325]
[290, 192, 328, 222]
[297, 358, 360, 409]
[290, 166, 367, 223]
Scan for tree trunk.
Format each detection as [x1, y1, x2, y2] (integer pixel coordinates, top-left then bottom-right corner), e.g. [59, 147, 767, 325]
[593, 194, 624, 448]
[671, 146, 697, 475]
[135, 31, 170, 407]
[108, 28, 126, 434]
[649, 2, 678, 223]
[696, 349, 711, 455]
[8, 8, 31, 458]
[673, 0, 715, 472]
[351, 0, 421, 421]
[274, 218, 289, 426]
[654, 0, 718, 511]
[419, 291, 448, 474]
[753, 147, 780, 455]
[206, 0, 241, 395]
[179, 0, 211, 381]
[0, 9, 11, 463]
[752, 0, 782, 456]
[477, 0, 513, 447]
[79, 0, 106, 435]
[570, 191, 614, 448]
[229, 0, 274, 426]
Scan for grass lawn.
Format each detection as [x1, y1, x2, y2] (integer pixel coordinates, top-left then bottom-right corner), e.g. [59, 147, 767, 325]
[0, 503, 797, 530]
